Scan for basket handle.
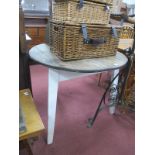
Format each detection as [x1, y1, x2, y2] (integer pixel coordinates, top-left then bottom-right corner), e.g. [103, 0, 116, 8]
[84, 38, 106, 45]
[81, 24, 107, 45]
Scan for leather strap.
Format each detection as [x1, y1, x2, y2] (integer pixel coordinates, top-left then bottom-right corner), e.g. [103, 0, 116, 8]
[81, 24, 106, 45]
[78, 0, 84, 9]
[111, 26, 118, 38]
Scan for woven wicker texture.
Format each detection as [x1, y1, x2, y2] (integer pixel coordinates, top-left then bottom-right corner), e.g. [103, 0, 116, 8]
[52, 1, 111, 25]
[110, 19, 134, 39]
[54, 0, 113, 5]
[120, 25, 134, 39]
[49, 22, 121, 61]
[126, 82, 135, 107]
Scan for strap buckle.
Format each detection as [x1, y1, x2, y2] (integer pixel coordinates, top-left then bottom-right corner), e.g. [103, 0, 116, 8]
[104, 5, 110, 12]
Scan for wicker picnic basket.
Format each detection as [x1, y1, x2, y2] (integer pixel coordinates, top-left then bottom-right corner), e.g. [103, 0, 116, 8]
[52, 0, 111, 25]
[120, 25, 134, 39]
[110, 19, 134, 39]
[49, 21, 122, 61]
[54, 0, 113, 5]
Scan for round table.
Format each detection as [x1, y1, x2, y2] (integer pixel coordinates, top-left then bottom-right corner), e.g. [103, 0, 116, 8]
[29, 43, 128, 144]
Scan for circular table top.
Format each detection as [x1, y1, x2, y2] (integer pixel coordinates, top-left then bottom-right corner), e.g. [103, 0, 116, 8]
[29, 44, 128, 73]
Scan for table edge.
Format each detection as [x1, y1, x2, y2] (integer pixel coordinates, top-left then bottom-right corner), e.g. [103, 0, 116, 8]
[29, 55, 128, 73]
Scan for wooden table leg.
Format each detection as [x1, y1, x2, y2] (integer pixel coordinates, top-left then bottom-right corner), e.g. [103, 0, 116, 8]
[47, 69, 108, 143]
[109, 69, 119, 114]
[47, 68, 59, 144]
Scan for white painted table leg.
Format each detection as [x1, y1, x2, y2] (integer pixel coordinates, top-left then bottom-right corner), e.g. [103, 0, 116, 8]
[46, 69, 96, 144]
[47, 68, 59, 144]
[109, 69, 119, 114]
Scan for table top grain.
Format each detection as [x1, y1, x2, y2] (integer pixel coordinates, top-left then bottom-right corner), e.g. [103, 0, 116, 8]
[29, 43, 128, 73]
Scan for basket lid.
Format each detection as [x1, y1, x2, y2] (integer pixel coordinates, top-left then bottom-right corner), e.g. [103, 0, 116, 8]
[54, 0, 113, 5]
[50, 20, 122, 29]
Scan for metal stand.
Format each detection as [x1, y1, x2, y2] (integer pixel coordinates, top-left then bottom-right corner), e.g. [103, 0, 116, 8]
[87, 48, 135, 128]
[87, 13, 135, 127]
[87, 65, 128, 128]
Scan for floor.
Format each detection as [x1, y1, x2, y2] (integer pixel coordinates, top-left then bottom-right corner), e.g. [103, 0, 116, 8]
[20, 64, 135, 155]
